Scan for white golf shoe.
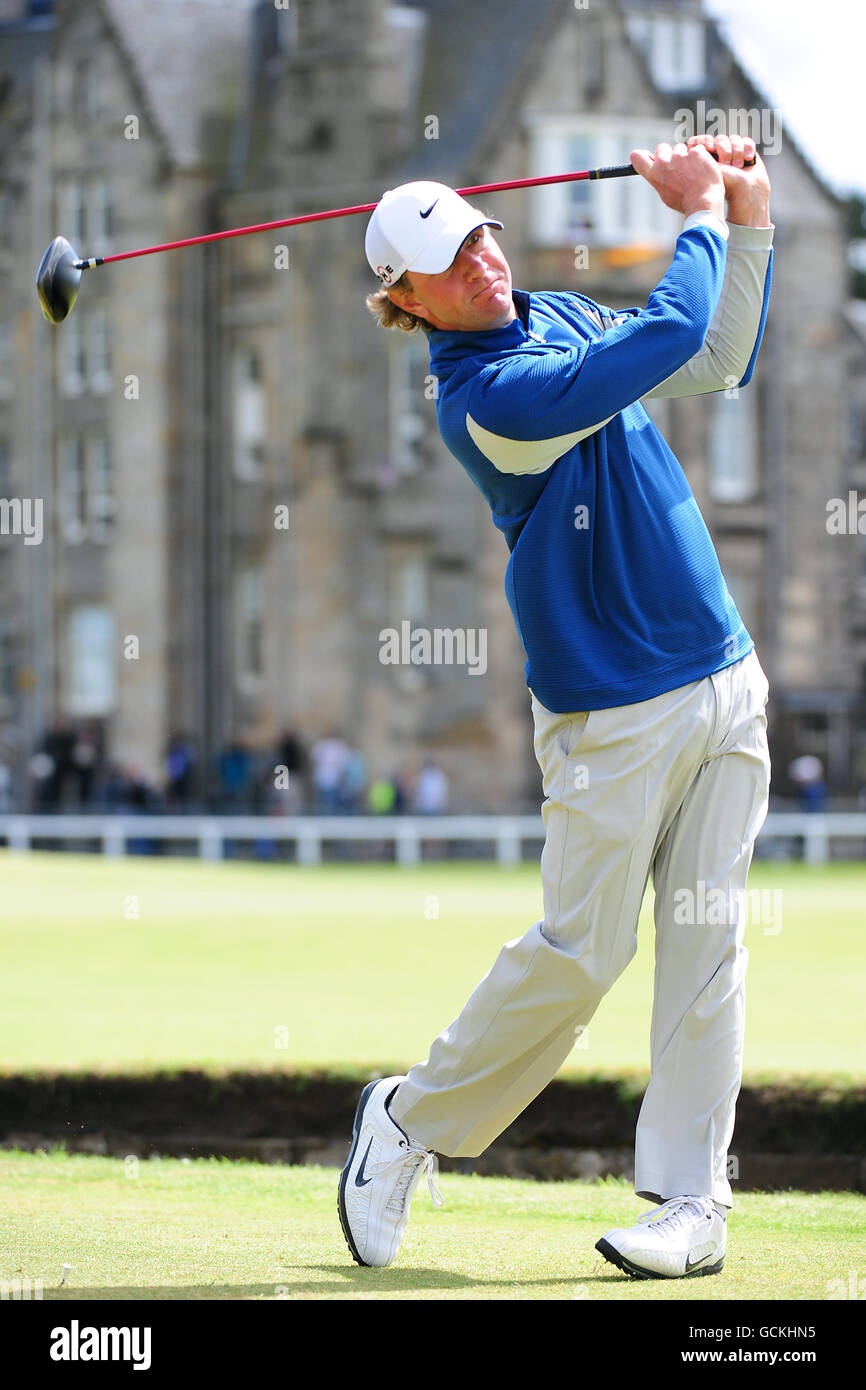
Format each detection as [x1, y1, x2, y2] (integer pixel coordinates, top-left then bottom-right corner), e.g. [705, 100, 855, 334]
[338, 1075, 443, 1267]
[596, 1195, 726, 1279]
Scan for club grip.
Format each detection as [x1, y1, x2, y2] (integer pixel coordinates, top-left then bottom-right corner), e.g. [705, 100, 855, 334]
[593, 150, 757, 180]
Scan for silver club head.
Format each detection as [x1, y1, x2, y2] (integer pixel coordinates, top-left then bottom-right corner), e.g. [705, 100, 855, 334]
[35, 236, 83, 325]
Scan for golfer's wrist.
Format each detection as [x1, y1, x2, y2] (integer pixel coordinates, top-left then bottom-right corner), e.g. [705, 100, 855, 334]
[682, 209, 729, 241]
[682, 193, 726, 221]
[725, 194, 772, 228]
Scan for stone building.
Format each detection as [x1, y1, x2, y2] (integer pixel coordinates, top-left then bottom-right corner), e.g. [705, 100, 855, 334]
[1, 0, 261, 805]
[1, 0, 864, 812]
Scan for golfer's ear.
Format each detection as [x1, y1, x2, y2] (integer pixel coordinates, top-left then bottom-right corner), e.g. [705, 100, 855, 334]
[388, 285, 416, 314]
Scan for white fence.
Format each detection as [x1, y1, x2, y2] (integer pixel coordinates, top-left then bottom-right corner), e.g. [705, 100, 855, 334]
[1, 812, 865, 865]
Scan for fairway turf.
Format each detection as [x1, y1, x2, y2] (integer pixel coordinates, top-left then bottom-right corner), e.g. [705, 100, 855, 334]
[1, 851, 863, 1081]
[2, 1150, 864, 1301]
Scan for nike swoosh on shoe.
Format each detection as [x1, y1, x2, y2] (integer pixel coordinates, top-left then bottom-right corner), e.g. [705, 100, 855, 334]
[685, 1243, 716, 1272]
[354, 1137, 375, 1187]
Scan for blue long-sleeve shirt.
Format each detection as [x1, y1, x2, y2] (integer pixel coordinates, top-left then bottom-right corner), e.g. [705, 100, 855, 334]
[426, 215, 773, 711]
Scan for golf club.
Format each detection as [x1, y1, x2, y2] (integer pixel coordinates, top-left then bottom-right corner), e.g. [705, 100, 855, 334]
[35, 153, 756, 325]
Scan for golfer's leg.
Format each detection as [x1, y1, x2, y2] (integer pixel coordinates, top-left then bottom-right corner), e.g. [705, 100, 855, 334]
[634, 653, 771, 1209]
[390, 687, 711, 1159]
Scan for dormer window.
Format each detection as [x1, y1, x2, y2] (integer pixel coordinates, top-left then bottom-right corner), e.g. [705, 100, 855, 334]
[625, 10, 707, 92]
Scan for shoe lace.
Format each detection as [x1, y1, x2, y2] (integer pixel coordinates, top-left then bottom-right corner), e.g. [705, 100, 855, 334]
[636, 1195, 710, 1235]
[378, 1145, 445, 1216]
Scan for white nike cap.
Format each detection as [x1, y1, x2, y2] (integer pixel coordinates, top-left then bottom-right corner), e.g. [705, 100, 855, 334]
[365, 181, 503, 286]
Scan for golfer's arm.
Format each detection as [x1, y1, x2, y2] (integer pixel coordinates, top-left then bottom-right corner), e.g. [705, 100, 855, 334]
[642, 222, 774, 398]
[465, 224, 727, 474]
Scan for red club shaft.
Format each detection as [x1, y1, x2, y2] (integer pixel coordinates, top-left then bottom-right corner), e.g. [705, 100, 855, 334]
[76, 164, 638, 268]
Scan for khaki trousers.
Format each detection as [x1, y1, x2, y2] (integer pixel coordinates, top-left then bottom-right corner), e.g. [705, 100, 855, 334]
[390, 650, 771, 1208]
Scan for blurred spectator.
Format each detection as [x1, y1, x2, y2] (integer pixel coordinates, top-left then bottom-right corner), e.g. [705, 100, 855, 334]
[96, 762, 161, 814]
[0, 759, 11, 812]
[788, 755, 827, 813]
[0, 722, 24, 810]
[391, 769, 412, 814]
[269, 726, 307, 812]
[71, 726, 100, 805]
[124, 764, 161, 811]
[368, 778, 397, 815]
[339, 745, 367, 812]
[165, 732, 197, 807]
[101, 761, 132, 810]
[412, 758, 449, 814]
[246, 749, 270, 813]
[29, 750, 57, 809]
[122, 764, 162, 854]
[33, 718, 76, 808]
[217, 738, 251, 809]
[310, 730, 350, 813]
[260, 761, 298, 815]
[278, 726, 306, 781]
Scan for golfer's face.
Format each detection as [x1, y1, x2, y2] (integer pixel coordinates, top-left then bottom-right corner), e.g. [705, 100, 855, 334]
[402, 225, 516, 332]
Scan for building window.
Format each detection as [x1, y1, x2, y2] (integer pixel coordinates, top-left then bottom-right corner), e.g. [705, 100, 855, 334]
[59, 432, 113, 543]
[58, 178, 113, 251]
[0, 621, 14, 712]
[388, 549, 429, 623]
[89, 310, 112, 393]
[91, 180, 113, 247]
[60, 314, 86, 396]
[273, 2, 299, 53]
[0, 191, 14, 246]
[59, 181, 85, 246]
[792, 712, 830, 760]
[235, 564, 265, 693]
[386, 547, 431, 692]
[63, 604, 115, 717]
[89, 435, 114, 542]
[72, 56, 105, 124]
[388, 335, 431, 477]
[527, 116, 682, 250]
[625, 14, 707, 92]
[233, 348, 266, 481]
[722, 565, 758, 637]
[59, 309, 112, 397]
[60, 434, 87, 543]
[0, 323, 12, 401]
[709, 388, 758, 502]
[847, 391, 865, 459]
[562, 135, 594, 238]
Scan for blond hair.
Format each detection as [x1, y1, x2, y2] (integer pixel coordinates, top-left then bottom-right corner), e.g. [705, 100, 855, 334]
[365, 272, 430, 334]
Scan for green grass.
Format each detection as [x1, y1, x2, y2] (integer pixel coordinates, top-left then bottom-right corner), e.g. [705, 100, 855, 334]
[1, 1150, 863, 1301]
[0, 851, 863, 1081]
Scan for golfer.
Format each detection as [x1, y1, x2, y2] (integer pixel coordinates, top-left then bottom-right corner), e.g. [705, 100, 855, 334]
[339, 135, 773, 1279]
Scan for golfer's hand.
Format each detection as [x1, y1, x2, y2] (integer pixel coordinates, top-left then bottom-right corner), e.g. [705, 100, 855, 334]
[687, 134, 772, 227]
[630, 142, 726, 220]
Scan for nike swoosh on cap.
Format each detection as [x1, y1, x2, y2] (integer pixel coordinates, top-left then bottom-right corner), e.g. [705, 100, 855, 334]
[419, 200, 439, 219]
